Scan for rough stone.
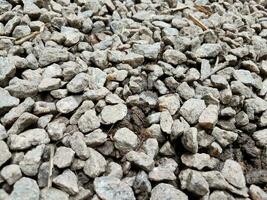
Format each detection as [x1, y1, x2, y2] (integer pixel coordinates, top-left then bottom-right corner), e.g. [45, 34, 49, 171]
[53, 169, 79, 195]
[78, 109, 100, 133]
[114, 127, 139, 152]
[83, 148, 107, 178]
[54, 147, 75, 168]
[126, 151, 154, 172]
[150, 183, 188, 200]
[9, 177, 40, 200]
[94, 176, 135, 200]
[180, 98, 206, 124]
[100, 103, 127, 124]
[221, 159, 246, 189]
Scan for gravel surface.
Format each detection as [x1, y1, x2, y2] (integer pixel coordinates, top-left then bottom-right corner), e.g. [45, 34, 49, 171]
[0, 0, 267, 199]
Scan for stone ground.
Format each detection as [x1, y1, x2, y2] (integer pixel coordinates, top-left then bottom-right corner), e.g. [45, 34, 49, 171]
[0, 0, 267, 199]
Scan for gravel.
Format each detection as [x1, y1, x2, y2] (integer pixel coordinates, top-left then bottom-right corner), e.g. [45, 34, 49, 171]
[0, 0, 267, 199]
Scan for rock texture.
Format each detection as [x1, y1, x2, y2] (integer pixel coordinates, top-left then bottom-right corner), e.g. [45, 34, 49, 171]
[0, 0, 266, 199]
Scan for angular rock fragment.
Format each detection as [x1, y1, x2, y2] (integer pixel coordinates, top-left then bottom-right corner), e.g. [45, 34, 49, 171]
[182, 127, 198, 153]
[221, 159, 246, 189]
[132, 43, 161, 60]
[0, 164, 22, 185]
[181, 153, 219, 170]
[114, 127, 139, 152]
[150, 183, 188, 200]
[19, 145, 45, 176]
[54, 147, 75, 168]
[78, 109, 100, 133]
[211, 127, 238, 147]
[53, 169, 79, 195]
[100, 103, 127, 124]
[94, 176, 135, 200]
[39, 47, 69, 67]
[56, 95, 82, 114]
[83, 148, 107, 178]
[126, 151, 154, 172]
[180, 98, 206, 124]
[9, 177, 40, 200]
[199, 104, 219, 129]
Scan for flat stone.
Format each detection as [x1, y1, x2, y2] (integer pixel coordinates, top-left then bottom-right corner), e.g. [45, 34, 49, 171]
[0, 123, 7, 140]
[39, 47, 69, 67]
[78, 109, 100, 133]
[38, 78, 61, 92]
[9, 177, 40, 200]
[221, 159, 246, 189]
[54, 147, 75, 168]
[56, 95, 82, 114]
[114, 127, 139, 152]
[126, 151, 154, 172]
[132, 42, 161, 60]
[180, 98, 206, 124]
[83, 148, 107, 178]
[195, 43, 222, 58]
[100, 103, 127, 124]
[181, 153, 219, 170]
[94, 176, 135, 200]
[150, 183, 188, 200]
[53, 169, 79, 195]
[233, 69, 255, 85]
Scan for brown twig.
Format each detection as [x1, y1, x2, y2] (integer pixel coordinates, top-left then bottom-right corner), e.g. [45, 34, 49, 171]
[0, 36, 16, 40]
[14, 25, 45, 45]
[47, 145, 55, 189]
[188, 14, 208, 31]
[201, 57, 229, 81]
[162, 3, 189, 14]
[194, 4, 212, 16]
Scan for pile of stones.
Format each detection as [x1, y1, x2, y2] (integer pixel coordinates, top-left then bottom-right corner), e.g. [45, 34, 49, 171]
[0, 0, 267, 199]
